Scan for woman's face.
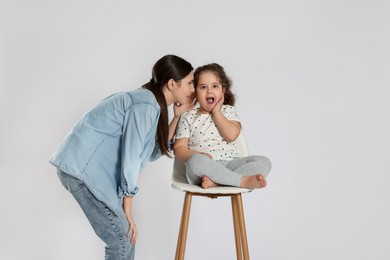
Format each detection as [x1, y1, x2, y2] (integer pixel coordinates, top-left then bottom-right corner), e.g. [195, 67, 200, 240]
[173, 71, 195, 104]
[196, 71, 224, 113]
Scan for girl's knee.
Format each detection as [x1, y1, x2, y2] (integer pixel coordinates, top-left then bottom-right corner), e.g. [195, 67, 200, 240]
[261, 156, 272, 174]
[252, 155, 272, 174]
[186, 154, 210, 181]
[186, 154, 207, 173]
[187, 153, 208, 166]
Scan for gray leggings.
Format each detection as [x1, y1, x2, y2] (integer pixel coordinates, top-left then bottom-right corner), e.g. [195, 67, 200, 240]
[185, 154, 272, 187]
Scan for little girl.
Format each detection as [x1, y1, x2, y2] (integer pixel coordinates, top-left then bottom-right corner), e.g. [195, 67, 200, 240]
[174, 63, 271, 189]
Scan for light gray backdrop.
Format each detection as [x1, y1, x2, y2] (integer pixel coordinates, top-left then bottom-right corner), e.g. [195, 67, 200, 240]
[1, 0, 389, 259]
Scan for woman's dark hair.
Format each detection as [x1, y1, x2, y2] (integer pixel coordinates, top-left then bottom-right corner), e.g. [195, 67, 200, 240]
[193, 63, 235, 106]
[143, 54, 193, 157]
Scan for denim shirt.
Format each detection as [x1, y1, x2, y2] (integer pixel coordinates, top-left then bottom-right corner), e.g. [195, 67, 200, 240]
[50, 88, 162, 214]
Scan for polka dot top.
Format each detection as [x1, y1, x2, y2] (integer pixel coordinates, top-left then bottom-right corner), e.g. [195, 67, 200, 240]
[176, 105, 240, 161]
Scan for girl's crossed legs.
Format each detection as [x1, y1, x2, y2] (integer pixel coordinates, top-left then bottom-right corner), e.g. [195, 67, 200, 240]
[186, 154, 271, 189]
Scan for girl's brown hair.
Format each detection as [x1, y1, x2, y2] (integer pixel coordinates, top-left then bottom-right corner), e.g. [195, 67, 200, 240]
[193, 63, 235, 106]
[143, 55, 193, 156]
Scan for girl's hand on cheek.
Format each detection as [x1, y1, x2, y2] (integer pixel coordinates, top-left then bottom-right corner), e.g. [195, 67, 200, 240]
[212, 96, 224, 114]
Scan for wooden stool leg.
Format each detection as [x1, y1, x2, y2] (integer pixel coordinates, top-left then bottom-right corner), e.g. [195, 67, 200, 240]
[237, 194, 250, 260]
[175, 192, 192, 260]
[231, 195, 243, 260]
[175, 208, 184, 260]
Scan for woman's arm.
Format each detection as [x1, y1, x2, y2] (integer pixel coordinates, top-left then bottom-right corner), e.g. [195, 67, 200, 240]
[168, 114, 180, 141]
[168, 98, 196, 141]
[123, 196, 138, 244]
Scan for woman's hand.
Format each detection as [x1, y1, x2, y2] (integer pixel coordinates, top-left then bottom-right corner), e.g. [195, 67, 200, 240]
[174, 93, 197, 117]
[126, 215, 138, 244]
[123, 196, 138, 244]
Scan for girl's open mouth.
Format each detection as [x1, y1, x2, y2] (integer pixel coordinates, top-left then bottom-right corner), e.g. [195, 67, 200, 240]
[206, 97, 215, 104]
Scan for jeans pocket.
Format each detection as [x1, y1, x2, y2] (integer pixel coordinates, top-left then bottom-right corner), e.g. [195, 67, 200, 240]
[68, 181, 85, 193]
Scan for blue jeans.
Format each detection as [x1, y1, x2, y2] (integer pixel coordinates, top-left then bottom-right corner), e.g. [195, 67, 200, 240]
[57, 169, 135, 260]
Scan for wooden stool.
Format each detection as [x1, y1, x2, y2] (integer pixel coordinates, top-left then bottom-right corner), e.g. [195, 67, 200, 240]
[171, 133, 253, 259]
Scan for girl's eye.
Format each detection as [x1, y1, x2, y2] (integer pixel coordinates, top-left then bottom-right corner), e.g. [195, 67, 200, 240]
[213, 84, 220, 88]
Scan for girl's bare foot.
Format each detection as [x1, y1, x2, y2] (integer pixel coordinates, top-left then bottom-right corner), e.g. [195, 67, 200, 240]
[201, 176, 219, 189]
[240, 174, 267, 189]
